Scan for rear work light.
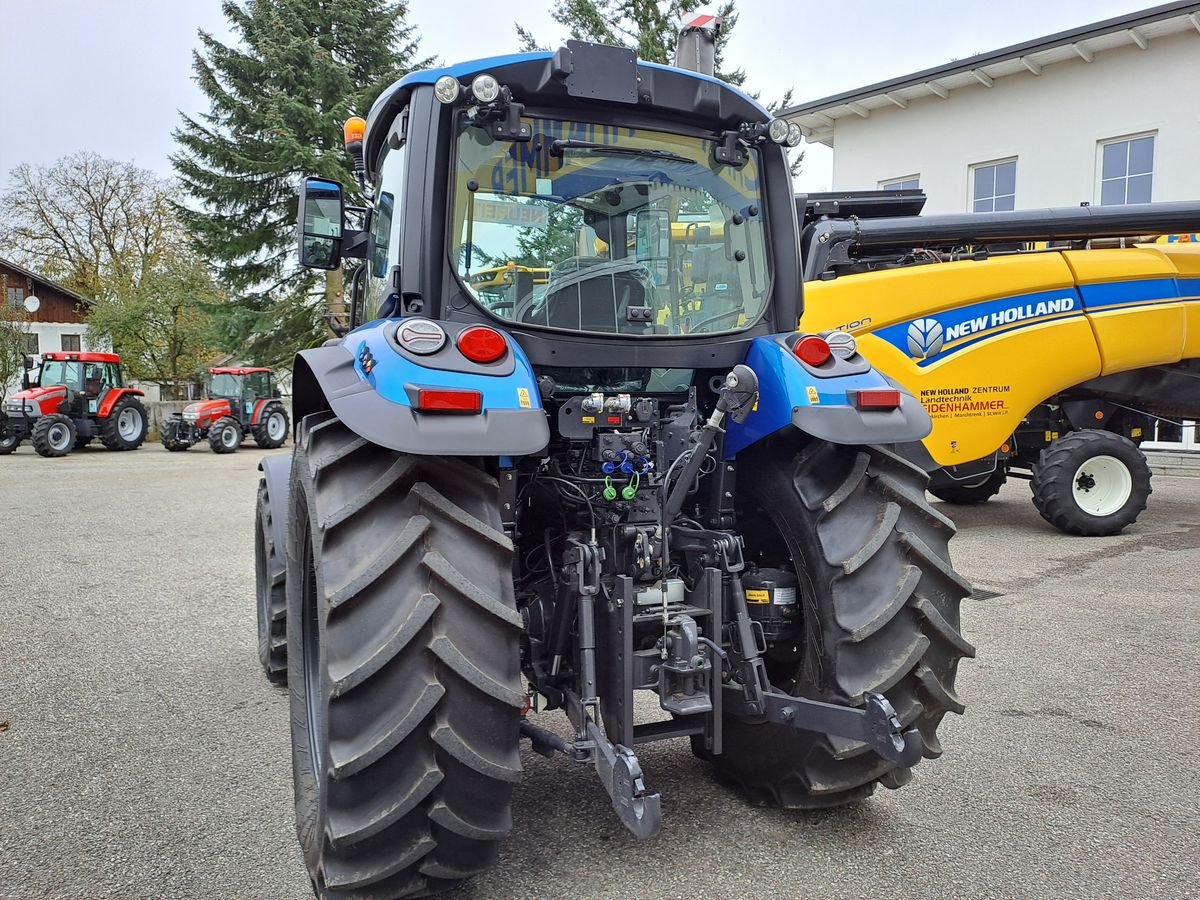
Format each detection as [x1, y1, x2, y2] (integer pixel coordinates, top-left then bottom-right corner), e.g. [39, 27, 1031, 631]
[417, 389, 483, 414]
[854, 388, 902, 410]
[794, 335, 832, 367]
[456, 326, 507, 363]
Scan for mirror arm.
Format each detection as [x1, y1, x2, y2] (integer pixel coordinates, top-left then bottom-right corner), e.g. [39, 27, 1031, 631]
[342, 229, 369, 260]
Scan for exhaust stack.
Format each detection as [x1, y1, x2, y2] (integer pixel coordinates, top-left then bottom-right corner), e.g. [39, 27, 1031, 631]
[674, 11, 721, 76]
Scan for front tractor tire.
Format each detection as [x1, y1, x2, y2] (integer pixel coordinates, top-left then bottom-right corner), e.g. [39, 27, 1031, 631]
[256, 476, 288, 684]
[1030, 430, 1151, 536]
[253, 405, 290, 449]
[704, 438, 974, 807]
[32, 414, 77, 458]
[100, 395, 148, 451]
[209, 417, 243, 454]
[287, 412, 522, 899]
[0, 426, 19, 454]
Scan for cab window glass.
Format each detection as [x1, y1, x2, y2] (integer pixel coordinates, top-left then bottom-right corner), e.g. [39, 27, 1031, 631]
[365, 128, 406, 319]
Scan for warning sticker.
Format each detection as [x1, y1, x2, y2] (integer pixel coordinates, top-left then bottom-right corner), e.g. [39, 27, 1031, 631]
[805, 385, 820, 405]
[745, 589, 770, 604]
[517, 387, 532, 409]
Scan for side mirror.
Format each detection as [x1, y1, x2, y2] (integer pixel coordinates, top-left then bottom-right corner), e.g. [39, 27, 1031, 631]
[22, 355, 34, 371]
[297, 177, 345, 270]
[635, 209, 670, 261]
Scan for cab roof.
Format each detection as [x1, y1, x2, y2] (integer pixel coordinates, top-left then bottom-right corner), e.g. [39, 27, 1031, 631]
[42, 351, 120, 364]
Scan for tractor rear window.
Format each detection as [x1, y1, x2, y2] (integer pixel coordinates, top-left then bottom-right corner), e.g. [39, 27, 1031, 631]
[450, 116, 770, 337]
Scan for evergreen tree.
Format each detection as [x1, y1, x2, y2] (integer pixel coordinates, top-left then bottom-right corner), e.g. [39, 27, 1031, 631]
[517, 1, 801, 173]
[173, 0, 431, 363]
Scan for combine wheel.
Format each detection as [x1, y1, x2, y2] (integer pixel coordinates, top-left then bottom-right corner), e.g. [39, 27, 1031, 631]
[253, 405, 290, 449]
[287, 411, 522, 898]
[100, 396, 148, 450]
[256, 476, 288, 684]
[209, 417, 243, 454]
[32, 414, 77, 458]
[929, 466, 1006, 505]
[1031, 430, 1151, 536]
[698, 437, 973, 807]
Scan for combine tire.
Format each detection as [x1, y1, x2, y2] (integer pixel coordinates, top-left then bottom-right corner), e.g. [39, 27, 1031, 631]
[256, 476, 288, 684]
[700, 437, 973, 807]
[209, 417, 242, 454]
[32, 414, 77, 458]
[253, 405, 290, 449]
[99, 396, 147, 450]
[929, 466, 1006, 505]
[287, 411, 522, 899]
[1031, 430, 1151, 536]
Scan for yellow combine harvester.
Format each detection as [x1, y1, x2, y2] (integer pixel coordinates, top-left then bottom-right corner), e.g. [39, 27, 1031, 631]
[799, 191, 1200, 535]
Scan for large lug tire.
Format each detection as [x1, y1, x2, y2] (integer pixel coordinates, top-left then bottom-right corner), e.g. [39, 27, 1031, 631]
[99, 396, 148, 450]
[287, 411, 522, 899]
[256, 477, 288, 684]
[699, 438, 974, 807]
[928, 465, 1006, 505]
[160, 418, 193, 451]
[32, 414, 77, 458]
[253, 405, 290, 449]
[0, 427, 19, 454]
[1030, 430, 1151, 536]
[208, 416, 243, 454]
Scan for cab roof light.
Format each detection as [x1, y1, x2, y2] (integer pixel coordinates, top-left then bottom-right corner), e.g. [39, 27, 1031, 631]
[417, 389, 483, 414]
[794, 335, 832, 367]
[456, 326, 507, 364]
[854, 388, 902, 410]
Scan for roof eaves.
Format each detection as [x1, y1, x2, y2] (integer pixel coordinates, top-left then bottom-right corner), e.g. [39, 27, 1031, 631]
[0, 256, 93, 307]
[780, 1, 1200, 118]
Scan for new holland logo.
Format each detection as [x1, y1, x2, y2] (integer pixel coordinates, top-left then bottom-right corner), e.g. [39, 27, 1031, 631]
[907, 318, 944, 359]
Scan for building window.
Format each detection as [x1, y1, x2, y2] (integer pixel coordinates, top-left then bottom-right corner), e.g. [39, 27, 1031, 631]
[61, 334, 82, 351]
[22, 333, 39, 355]
[5, 286, 22, 308]
[971, 159, 1016, 212]
[1099, 134, 1154, 205]
[880, 176, 920, 191]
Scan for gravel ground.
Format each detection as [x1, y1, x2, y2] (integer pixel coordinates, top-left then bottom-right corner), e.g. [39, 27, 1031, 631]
[1, 443, 1197, 899]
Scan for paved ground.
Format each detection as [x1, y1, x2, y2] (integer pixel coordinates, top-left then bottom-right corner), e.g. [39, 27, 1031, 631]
[1, 444, 1197, 899]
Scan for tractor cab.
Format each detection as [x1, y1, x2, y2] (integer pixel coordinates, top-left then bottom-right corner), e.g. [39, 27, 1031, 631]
[207, 367, 280, 423]
[1, 351, 147, 457]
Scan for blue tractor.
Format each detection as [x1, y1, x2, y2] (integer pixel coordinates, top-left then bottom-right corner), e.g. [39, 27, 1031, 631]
[255, 19, 973, 899]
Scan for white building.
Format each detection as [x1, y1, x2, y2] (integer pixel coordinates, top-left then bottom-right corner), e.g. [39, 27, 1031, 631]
[783, 1, 1200, 215]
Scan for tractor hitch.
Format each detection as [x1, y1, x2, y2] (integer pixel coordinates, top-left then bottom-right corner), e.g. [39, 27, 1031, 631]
[723, 686, 923, 768]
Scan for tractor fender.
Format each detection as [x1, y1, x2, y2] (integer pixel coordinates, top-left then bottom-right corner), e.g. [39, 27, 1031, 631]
[292, 318, 550, 457]
[97, 387, 145, 418]
[258, 453, 291, 561]
[724, 336, 931, 457]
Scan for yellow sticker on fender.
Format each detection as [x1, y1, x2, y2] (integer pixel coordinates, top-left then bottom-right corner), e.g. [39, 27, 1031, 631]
[517, 387, 532, 409]
[745, 589, 770, 603]
[806, 386, 820, 405]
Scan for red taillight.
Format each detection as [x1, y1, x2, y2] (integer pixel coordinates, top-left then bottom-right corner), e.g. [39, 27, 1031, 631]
[854, 388, 902, 410]
[457, 326, 507, 363]
[794, 335, 831, 367]
[416, 389, 483, 413]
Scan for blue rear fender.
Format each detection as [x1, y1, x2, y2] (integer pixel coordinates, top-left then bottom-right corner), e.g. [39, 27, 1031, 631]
[291, 318, 550, 457]
[724, 335, 931, 457]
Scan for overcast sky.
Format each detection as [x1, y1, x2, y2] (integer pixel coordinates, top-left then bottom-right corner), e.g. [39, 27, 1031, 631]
[0, 0, 1166, 194]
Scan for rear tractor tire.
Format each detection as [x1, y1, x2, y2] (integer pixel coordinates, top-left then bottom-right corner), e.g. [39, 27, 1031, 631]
[32, 414, 77, 458]
[929, 465, 1006, 505]
[699, 437, 974, 807]
[253, 405, 290, 449]
[100, 395, 148, 451]
[1031, 429, 1151, 536]
[287, 412, 523, 899]
[209, 417, 243, 454]
[256, 476, 288, 684]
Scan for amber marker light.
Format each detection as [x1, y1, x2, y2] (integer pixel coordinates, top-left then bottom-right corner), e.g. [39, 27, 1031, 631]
[343, 116, 367, 149]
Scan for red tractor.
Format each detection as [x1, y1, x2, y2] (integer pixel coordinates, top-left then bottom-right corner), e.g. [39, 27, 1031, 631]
[160, 367, 289, 453]
[0, 351, 148, 457]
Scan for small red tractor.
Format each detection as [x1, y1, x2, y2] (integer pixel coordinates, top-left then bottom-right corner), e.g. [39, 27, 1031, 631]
[160, 366, 289, 453]
[0, 351, 148, 457]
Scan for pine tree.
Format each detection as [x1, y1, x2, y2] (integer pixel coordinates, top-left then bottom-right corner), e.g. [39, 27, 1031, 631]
[173, 0, 431, 363]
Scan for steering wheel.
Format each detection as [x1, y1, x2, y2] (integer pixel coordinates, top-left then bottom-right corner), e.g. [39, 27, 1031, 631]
[687, 306, 745, 334]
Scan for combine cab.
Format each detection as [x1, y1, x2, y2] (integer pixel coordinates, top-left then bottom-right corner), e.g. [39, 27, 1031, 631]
[160, 367, 289, 453]
[799, 191, 1200, 535]
[251, 20, 975, 899]
[0, 351, 147, 457]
